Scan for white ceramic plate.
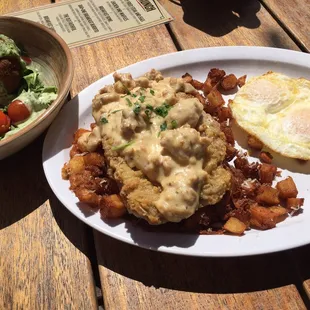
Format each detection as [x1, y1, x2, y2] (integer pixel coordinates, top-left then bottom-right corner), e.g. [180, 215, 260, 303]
[43, 47, 310, 257]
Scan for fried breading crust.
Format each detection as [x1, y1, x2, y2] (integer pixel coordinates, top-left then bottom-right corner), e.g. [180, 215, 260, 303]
[99, 106, 230, 225]
[101, 136, 165, 224]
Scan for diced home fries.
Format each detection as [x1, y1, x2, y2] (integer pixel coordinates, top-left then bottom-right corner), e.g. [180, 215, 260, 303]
[62, 68, 305, 236]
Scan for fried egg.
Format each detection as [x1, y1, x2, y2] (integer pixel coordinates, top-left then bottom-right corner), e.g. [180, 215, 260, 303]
[230, 71, 310, 160]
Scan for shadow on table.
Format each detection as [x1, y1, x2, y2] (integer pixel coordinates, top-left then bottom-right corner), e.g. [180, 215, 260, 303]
[0, 92, 80, 226]
[0, 134, 48, 229]
[122, 217, 199, 249]
[95, 232, 310, 296]
[0, 124, 95, 261]
[175, 0, 261, 37]
[48, 185, 103, 289]
[266, 29, 300, 50]
[42, 95, 80, 162]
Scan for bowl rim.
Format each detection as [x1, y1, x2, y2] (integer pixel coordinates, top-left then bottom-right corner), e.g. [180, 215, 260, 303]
[0, 16, 74, 148]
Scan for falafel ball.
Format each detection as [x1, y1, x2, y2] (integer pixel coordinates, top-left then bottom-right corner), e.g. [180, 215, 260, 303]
[0, 56, 22, 93]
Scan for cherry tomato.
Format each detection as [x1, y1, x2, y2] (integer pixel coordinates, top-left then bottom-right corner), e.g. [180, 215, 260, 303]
[21, 55, 32, 65]
[0, 111, 11, 135]
[7, 100, 30, 123]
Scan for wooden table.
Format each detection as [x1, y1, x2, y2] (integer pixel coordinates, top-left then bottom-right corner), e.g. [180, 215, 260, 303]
[1, 0, 310, 309]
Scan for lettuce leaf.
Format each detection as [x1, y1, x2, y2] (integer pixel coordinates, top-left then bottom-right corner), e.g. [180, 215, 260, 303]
[18, 68, 57, 96]
[23, 70, 44, 93]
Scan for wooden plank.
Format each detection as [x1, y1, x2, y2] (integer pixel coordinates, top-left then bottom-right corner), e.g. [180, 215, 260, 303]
[159, 0, 299, 50]
[286, 245, 310, 302]
[0, 2, 98, 309]
[54, 0, 176, 95]
[68, 24, 177, 96]
[261, 0, 310, 51]
[94, 233, 306, 310]
[0, 137, 98, 309]
[0, 0, 49, 14]
[304, 281, 310, 299]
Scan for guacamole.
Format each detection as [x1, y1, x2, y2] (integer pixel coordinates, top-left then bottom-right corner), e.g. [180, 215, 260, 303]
[0, 34, 21, 58]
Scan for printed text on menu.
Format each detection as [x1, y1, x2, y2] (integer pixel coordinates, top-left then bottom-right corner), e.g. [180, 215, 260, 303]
[11, 0, 172, 47]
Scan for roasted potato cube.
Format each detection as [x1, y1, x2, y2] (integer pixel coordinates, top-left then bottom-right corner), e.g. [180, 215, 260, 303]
[182, 72, 193, 83]
[249, 205, 276, 230]
[276, 177, 298, 199]
[221, 74, 238, 90]
[69, 170, 99, 192]
[224, 217, 247, 235]
[191, 79, 204, 90]
[259, 163, 277, 184]
[207, 89, 225, 108]
[68, 156, 85, 174]
[73, 128, 91, 144]
[194, 92, 206, 104]
[216, 106, 233, 122]
[225, 143, 237, 161]
[202, 77, 213, 96]
[100, 194, 127, 219]
[247, 135, 264, 150]
[268, 206, 288, 223]
[259, 151, 273, 164]
[208, 68, 226, 84]
[61, 163, 69, 180]
[70, 144, 81, 159]
[286, 198, 304, 211]
[75, 188, 101, 206]
[256, 184, 280, 205]
[77, 132, 92, 153]
[220, 122, 235, 145]
[237, 75, 247, 87]
[226, 207, 251, 227]
[83, 152, 105, 167]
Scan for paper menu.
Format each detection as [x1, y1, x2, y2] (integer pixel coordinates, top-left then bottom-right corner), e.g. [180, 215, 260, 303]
[9, 0, 173, 48]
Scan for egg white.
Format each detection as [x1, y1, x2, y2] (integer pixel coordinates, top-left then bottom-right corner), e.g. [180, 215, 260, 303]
[230, 72, 310, 160]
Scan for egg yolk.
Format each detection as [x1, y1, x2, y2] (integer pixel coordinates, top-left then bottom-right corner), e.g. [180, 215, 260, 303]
[242, 79, 291, 113]
[283, 109, 310, 142]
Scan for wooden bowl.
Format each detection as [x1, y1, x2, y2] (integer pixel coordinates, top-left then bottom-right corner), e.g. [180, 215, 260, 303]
[0, 16, 73, 159]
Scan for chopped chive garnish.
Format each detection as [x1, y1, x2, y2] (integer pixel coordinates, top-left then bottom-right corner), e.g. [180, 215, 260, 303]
[160, 121, 167, 132]
[154, 102, 171, 118]
[101, 117, 108, 124]
[111, 109, 123, 114]
[150, 89, 155, 96]
[171, 120, 178, 129]
[138, 95, 146, 103]
[112, 140, 135, 151]
[125, 98, 133, 106]
[158, 121, 168, 135]
[145, 104, 154, 119]
[131, 93, 137, 98]
[133, 103, 141, 115]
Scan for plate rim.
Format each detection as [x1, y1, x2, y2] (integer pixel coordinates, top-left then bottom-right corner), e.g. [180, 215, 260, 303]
[43, 46, 310, 257]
